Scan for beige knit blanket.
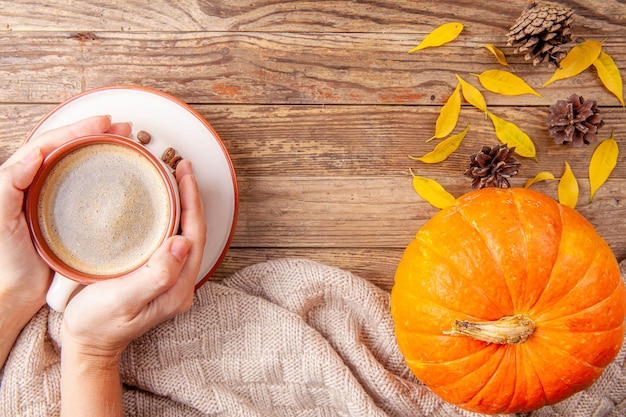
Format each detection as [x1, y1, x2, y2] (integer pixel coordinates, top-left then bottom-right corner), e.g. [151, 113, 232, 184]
[2, 259, 625, 417]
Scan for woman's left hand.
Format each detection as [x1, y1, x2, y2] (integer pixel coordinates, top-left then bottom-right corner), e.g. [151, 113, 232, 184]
[0, 115, 131, 367]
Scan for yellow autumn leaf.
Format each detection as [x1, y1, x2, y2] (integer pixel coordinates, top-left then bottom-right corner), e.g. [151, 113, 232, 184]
[589, 132, 619, 202]
[411, 124, 470, 163]
[524, 171, 555, 188]
[479, 44, 509, 66]
[429, 83, 462, 141]
[558, 161, 578, 209]
[543, 40, 603, 86]
[410, 170, 456, 209]
[486, 111, 536, 158]
[593, 51, 625, 107]
[408, 22, 464, 53]
[474, 69, 542, 97]
[455, 74, 487, 112]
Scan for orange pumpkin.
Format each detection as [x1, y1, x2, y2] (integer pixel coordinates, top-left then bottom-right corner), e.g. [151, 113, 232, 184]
[391, 188, 626, 414]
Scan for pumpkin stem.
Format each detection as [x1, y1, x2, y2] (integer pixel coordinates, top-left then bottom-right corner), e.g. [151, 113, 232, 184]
[443, 314, 535, 344]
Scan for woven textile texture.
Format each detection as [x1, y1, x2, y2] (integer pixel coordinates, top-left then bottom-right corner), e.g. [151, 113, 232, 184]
[1, 258, 625, 416]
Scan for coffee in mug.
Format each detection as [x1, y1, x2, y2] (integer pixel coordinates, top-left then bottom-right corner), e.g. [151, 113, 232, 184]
[38, 142, 171, 275]
[25, 134, 180, 312]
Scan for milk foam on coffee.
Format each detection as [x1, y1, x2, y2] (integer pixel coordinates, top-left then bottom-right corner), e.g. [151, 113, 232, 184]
[38, 143, 171, 276]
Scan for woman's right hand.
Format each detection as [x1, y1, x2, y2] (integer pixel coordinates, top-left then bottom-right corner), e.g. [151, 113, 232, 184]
[61, 158, 207, 360]
[59, 159, 206, 417]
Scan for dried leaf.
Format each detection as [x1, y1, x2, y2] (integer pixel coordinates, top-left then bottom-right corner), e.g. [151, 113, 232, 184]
[408, 22, 464, 53]
[589, 132, 619, 202]
[558, 161, 578, 209]
[486, 111, 536, 158]
[524, 171, 555, 188]
[474, 69, 542, 97]
[429, 83, 462, 141]
[543, 40, 603, 87]
[411, 124, 470, 163]
[410, 170, 456, 209]
[593, 51, 625, 107]
[455, 74, 487, 112]
[480, 44, 509, 66]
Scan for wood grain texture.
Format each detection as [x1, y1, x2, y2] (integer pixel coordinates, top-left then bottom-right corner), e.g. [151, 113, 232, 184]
[213, 248, 405, 291]
[2, 0, 624, 34]
[1, 0, 625, 290]
[4, 104, 624, 179]
[0, 32, 624, 105]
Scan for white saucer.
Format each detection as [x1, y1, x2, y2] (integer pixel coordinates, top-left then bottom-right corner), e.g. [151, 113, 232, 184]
[27, 85, 238, 289]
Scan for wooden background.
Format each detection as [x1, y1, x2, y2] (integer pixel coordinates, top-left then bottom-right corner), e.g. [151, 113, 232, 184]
[1, 0, 625, 291]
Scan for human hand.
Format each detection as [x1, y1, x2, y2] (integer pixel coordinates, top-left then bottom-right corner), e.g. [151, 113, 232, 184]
[0, 115, 132, 313]
[60, 158, 206, 361]
[0, 115, 131, 367]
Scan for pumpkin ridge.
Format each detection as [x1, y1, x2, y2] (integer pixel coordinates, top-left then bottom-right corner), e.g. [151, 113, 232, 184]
[394, 286, 489, 333]
[522, 346, 577, 408]
[536, 326, 625, 336]
[524, 332, 609, 402]
[455, 203, 516, 313]
[404, 343, 495, 369]
[511, 344, 549, 412]
[532, 333, 608, 368]
[526, 203, 577, 314]
[531, 327, 625, 370]
[535, 289, 622, 327]
[414, 236, 507, 317]
[424, 346, 507, 402]
[526, 203, 565, 312]
[533, 318, 625, 370]
[398, 284, 483, 320]
[458, 346, 513, 412]
[529, 337, 604, 383]
[511, 190, 563, 311]
[511, 192, 532, 311]
[532, 249, 621, 323]
[499, 346, 525, 414]
[502, 347, 519, 413]
[517, 202, 563, 313]
[534, 283, 625, 330]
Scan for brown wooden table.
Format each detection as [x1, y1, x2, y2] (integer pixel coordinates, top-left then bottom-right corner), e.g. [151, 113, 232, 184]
[1, 0, 625, 291]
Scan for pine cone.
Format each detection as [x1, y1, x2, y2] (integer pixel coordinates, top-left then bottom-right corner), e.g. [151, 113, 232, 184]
[506, 1, 575, 68]
[464, 144, 521, 189]
[546, 94, 603, 146]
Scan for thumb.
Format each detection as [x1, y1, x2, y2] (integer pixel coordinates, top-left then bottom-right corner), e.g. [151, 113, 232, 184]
[116, 236, 192, 311]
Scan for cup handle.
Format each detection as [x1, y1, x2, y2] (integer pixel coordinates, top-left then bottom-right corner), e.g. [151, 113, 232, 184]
[46, 273, 83, 313]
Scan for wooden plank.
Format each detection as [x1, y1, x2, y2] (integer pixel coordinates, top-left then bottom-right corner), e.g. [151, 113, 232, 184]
[2, 0, 624, 35]
[213, 177, 626, 290]
[213, 176, 626, 291]
[0, 32, 624, 106]
[2, 104, 625, 190]
[203, 105, 626, 178]
[211, 247, 405, 291]
[233, 175, 432, 247]
[0, 104, 56, 160]
[230, 175, 626, 253]
[3, 104, 625, 179]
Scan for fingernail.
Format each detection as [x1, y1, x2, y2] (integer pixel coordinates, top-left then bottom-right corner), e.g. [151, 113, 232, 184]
[169, 236, 191, 261]
[178, 159, 194, 177]
[178, 159, 190, 171]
